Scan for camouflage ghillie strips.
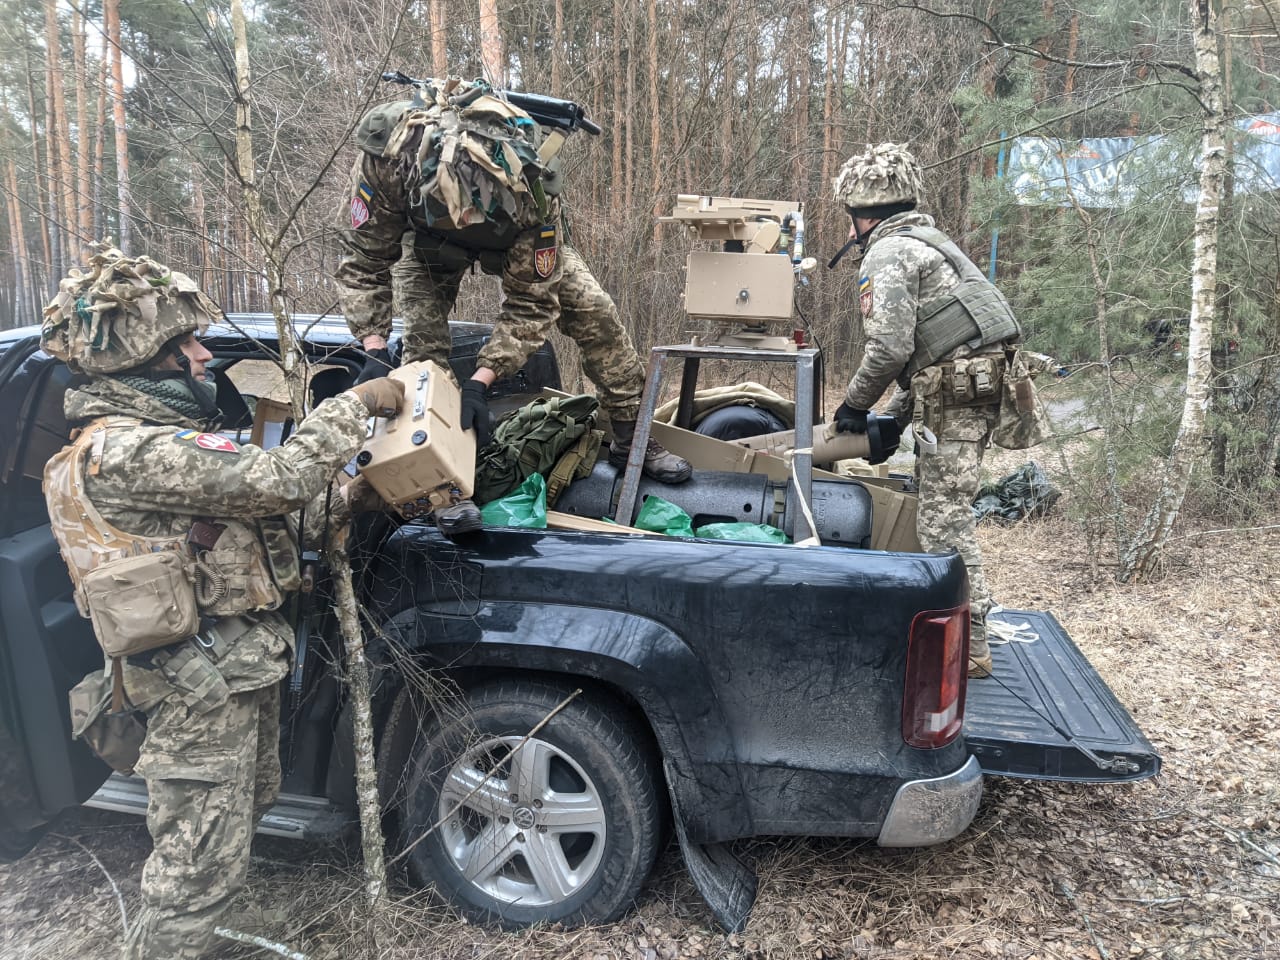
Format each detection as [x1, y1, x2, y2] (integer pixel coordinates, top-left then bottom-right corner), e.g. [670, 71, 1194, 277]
[833, 142, 925, 209]
[41, 244, 220, 374]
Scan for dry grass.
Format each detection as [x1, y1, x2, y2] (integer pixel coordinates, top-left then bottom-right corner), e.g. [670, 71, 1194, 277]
[3, 510, 1278, 960]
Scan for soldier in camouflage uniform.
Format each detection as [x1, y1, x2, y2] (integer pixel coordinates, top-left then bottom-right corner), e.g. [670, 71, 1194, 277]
[41, 246, 404, 959]
[335, 77, 690, 536]
[830, 144, 1025, 679]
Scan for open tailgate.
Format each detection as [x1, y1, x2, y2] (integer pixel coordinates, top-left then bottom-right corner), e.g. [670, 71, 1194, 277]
[964, 609, 1160, 782]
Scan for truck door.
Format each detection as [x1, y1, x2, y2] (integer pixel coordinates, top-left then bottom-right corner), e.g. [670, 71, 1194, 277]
[0, 338, 109, 856]
[963, 609, 1160, 782]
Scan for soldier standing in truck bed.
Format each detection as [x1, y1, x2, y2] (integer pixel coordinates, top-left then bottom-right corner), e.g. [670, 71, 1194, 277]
[334, 77, 690, 537]
[828, 143, 1045, 679]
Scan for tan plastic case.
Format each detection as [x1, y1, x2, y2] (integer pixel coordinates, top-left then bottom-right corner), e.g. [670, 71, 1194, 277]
[355, 360, 477, 519]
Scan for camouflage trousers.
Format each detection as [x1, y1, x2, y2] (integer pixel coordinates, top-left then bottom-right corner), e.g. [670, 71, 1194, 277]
[915, 403, 1000, 650]
[393, 241, 645, 421]
[122, 682, 282, 960]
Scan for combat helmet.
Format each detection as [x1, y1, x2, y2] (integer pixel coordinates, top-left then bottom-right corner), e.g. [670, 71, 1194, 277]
[833, 142, 924, 210]
[41, 244, 220, 375]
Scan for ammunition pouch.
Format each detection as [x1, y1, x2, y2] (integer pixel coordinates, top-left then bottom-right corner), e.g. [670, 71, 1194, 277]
[910, 356, 1004, 443]
[893, 225, 1022, 377]
[546, 428, 603, 507]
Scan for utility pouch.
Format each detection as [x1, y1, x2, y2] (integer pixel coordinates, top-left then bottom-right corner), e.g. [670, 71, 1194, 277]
[69, 666, 147, 775]
[80, 551, 200, 658]
[949, 359, 973, 403]
[992, 349, 1053, 450]
[156, 642, 230, 715]
[258, 518, 302, 594]
[911, 366, 946, 439]
[969, 356, 1001, 399]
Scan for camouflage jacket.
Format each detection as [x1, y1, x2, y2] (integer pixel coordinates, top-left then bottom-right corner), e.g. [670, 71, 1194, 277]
[61, 378, 367, 698]
[844, 211, 1002, 410]
[335, 100, 564, 381]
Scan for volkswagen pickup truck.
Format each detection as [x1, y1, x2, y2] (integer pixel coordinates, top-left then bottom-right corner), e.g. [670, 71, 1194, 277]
[0, 315, 1159, 930]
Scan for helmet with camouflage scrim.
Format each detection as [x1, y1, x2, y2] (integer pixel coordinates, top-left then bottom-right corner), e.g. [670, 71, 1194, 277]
[833, 142, 924, 210]
[41, 244, 221, 375]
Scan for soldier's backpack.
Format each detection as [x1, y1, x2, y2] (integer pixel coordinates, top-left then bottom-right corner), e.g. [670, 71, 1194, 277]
[473, 395, 604, 506]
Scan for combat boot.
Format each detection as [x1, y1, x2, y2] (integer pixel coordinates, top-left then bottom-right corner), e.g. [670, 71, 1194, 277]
[608, 420, 692, 483]
[435, 497, 482, 539]
[968, 635, 993, 679]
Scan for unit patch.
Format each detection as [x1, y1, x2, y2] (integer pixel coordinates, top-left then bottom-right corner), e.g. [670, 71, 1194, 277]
[533, 225, 558, 279]
[859, 275, 873, 318]
[175, 429, 239, 454]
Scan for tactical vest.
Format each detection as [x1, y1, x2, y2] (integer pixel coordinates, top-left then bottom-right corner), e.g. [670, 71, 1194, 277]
[43, 418, 294, 651]
[892, 225, 1022, 377]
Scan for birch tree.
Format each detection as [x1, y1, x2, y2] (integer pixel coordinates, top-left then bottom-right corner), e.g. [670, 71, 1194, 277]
[1118, 0, 1224, 581]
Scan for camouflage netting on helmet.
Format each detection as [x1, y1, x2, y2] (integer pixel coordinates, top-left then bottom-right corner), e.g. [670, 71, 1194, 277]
[383, 77, 546, 229]
[833, 142, 925, 209]
[41, 245, 219, 374]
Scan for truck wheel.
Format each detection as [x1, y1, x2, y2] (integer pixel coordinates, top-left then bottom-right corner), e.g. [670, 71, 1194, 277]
[401, 679, 662, 928]
[0, 823, 45, 863]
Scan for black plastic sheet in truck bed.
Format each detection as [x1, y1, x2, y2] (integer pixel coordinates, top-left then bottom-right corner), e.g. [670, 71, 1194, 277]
[963, 609, 1161, 783]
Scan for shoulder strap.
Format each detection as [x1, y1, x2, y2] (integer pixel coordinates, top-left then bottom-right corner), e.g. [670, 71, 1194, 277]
[889, 225, 986, 282]
[67, 417, 154, 550]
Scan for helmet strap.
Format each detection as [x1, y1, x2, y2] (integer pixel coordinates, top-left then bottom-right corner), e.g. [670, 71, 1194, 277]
[827, 235, 861, 270]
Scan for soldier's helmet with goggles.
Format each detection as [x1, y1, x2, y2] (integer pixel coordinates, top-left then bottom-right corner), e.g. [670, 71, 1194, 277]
[41, 245, 221, 375]
[833, 142, 924, 213]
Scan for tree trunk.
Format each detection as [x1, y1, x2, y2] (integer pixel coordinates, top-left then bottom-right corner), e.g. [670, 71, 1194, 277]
[478, 0, 504, 86]
[647, 0, 660, 241]
[72, 6, 92, 244]
[1119, 0, 1224, 582]
[623, 0, 637, 215]
[552, 0, 564, 93]
[24, 47, 52, 293]
[45, 0, 78, 260]
[610, 0, 623, 219]
[104, 0, 132, 251]
[5, 161, 34, 327]
[1064, 12, 1080, 100]
[431, 1, 447, 77]
[92, 34, 109, 243]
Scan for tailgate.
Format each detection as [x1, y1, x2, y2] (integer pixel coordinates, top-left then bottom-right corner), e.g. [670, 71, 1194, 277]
[964, 609, 1160, 782]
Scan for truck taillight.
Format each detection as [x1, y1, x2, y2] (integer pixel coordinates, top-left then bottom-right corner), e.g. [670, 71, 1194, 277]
[902, 606, 968, 749]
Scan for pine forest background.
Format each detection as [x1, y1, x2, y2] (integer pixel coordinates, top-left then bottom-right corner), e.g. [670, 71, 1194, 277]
[2, 0, 1279, 520]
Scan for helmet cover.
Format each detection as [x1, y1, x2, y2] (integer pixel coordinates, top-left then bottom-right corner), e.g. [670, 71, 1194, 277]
[41, 244, 220, 375]
[833, 142, 924, 209]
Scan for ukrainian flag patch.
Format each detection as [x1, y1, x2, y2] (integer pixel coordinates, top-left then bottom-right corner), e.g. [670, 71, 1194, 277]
[357, 182, 374, 203]
[858, 275, 870, 293]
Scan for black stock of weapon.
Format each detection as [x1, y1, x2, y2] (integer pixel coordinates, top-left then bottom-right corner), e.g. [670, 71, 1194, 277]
[379, 71, 602, 136]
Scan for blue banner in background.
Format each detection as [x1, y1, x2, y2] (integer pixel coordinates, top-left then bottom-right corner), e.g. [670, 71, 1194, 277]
[1007, 113, 1280, 206]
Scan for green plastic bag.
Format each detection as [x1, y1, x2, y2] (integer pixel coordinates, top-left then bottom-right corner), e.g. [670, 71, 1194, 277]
[694, 522, 789, 544]
[634, 495, 695, 537]
[479, 472, 548, 529]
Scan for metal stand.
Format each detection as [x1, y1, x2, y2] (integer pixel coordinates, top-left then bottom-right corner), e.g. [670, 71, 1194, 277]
[614, 344, 820, 540]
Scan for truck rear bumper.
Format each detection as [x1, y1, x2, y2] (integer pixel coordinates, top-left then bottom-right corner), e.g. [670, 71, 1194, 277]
[876, 755, 983, 847]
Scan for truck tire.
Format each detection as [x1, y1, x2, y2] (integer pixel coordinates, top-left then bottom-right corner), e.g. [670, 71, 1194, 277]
[400, 678, 663, 928]
[0, 822, 45, 863]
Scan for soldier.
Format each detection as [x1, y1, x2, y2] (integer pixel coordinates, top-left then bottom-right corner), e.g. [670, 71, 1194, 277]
[829, 143, 1026, 679]
[40, 246, 403, 959]
[335, 77, 690, 537]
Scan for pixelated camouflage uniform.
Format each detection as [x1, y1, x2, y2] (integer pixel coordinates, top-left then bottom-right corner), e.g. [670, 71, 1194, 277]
[59, 377, 367, 960]
[336, 99, 644, 421]
[844, 210, 1005, 658]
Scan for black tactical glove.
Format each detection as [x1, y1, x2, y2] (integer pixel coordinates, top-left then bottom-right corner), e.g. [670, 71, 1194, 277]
[356, 347, 392, 384]
[460, 380, 492, 448]
[832, 402, 870, 434]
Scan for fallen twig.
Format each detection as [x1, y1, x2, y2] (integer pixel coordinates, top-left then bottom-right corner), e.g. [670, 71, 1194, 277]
[1057, 878, 1112, 960]
[1211, 819, 1280, 870]
[52, 833, 129, 936]
[214, 926, 310, 959]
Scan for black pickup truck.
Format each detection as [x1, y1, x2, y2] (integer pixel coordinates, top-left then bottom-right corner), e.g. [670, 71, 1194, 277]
[0, 316, 1159, 930]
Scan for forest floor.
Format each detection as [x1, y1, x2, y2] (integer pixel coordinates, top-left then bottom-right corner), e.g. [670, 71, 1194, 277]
[2, 480, 1278, 959]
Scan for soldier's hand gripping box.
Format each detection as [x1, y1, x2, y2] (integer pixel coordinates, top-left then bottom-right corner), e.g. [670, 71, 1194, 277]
[355, 360, 477, 519]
